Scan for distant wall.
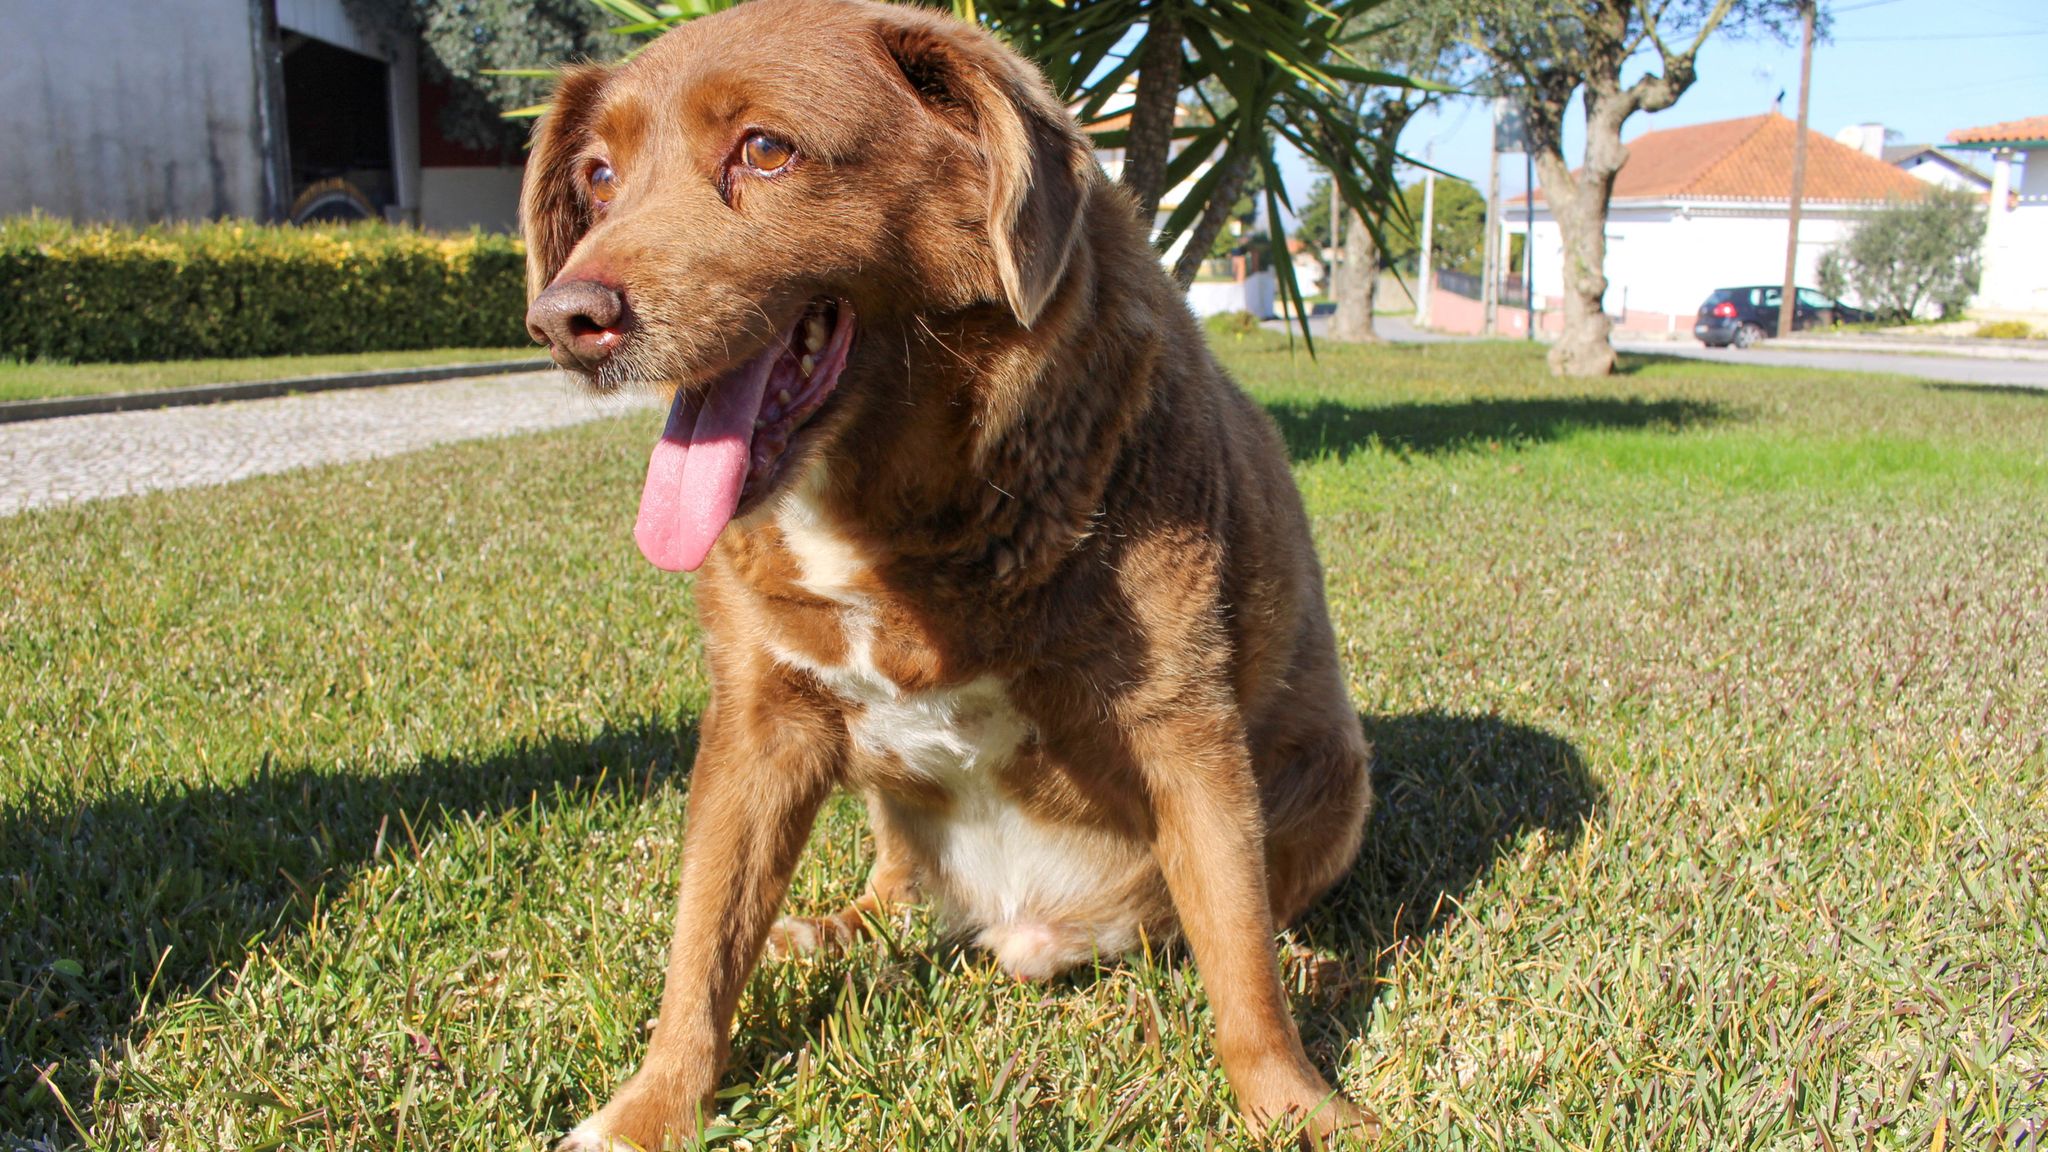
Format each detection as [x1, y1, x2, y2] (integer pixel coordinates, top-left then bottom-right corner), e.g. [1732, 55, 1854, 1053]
[420, 167, 524, 234]
[0, 1, 270, 223]
[1508, 203, 1880, 318]
[1186, 271, 1276, 319]
[1979, 154, 2047, 316]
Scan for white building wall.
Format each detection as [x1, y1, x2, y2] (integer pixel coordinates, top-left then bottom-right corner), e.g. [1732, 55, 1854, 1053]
[1512, 202, 1888, 317]
[1978, 150, 2047, 316]
[277, 0, 388, 59]
[420, 167, 525, 233]
[0, 0, 271, 222]
[1896, 155, 1987, 192]
[1185, 271, 1276, 318]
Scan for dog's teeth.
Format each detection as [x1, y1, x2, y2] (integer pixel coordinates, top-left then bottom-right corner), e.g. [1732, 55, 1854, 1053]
[800, 354, 816, 377]
[804, 316, 827, 351]
[753, 419, 766, 430]
[777, 389, 792, 404]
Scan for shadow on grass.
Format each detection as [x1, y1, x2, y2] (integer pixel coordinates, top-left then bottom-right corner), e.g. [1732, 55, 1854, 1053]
[1611, 350, 1721, 375]
[5, 707, 1594, 1142]
[1293, 710, 1601, 1055]
[1264, 396, 1722, 461]
[1924, 381, 2048, 400]
[0, 717, 699, 1143]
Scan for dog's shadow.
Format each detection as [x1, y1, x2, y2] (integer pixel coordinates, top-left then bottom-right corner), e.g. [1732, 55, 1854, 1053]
[1264, 395, 1723, 461]
[4, 707, 1593, 1140]
[1289, 710, 1601, 1050]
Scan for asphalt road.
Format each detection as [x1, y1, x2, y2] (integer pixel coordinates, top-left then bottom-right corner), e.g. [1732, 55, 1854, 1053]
[1272, 315, 2048, 390]
[1610, 339, 2048, 390]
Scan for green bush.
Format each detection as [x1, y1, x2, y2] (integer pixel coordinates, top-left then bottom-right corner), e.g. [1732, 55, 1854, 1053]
[0, 215, 528, 363]
[1974, 319, 2036, 340]
[1204, 310, 1263, 339]
[1815, 189, 1983, 323]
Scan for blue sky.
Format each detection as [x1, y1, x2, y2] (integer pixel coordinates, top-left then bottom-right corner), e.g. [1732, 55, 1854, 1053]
[1276, 0, 2048, 208]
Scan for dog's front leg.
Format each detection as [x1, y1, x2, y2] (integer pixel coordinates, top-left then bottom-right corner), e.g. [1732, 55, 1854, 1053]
[1141, 711, 1380, 1144]
[561, 687, 838, 1151]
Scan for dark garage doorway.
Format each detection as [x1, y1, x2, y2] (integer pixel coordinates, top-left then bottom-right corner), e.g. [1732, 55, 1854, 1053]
[280, 36, 393, 223]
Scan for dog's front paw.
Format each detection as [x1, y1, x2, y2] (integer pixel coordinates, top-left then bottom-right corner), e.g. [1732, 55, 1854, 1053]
[557, 1077, 703, 1152]
[1243, 1081, 1382, 1147]
[556, 1121, 644, 1152]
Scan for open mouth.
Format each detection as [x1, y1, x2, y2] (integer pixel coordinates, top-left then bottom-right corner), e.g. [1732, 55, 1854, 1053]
[633, 297, 856, 573]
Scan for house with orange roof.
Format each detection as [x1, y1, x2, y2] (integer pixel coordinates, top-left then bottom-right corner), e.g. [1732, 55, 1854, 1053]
[1497, 112, 1929, 337]
[1947, 116, 2047, 319]
[1078, 86, 1278, 318]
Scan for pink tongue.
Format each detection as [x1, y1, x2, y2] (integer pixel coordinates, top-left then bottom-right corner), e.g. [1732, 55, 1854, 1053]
[633, 348, 777, 572]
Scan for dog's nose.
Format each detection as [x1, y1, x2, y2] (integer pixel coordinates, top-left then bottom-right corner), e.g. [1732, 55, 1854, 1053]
[527, 278, 628, 371]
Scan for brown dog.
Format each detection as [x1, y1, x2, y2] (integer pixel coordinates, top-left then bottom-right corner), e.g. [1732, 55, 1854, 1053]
[520, 0, 1375, 1144]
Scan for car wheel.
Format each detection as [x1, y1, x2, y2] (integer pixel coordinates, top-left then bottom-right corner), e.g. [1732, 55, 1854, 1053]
[1734, 323, 1765, 349]
[289, 178, 377, 225]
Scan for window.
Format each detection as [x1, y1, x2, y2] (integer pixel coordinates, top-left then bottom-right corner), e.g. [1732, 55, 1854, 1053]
[1797, 289, 1832, 309]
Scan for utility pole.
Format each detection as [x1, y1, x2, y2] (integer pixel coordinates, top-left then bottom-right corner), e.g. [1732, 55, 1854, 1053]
[1482, 143, 1501, 336]
[1778, 0, 1816, 339]
[1525, 150, 1536, 341]
[1327, 174, 1343, 301]
[1416, 145, 1437, 329]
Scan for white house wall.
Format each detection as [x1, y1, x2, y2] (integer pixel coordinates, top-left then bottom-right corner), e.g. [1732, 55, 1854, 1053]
[0, 1, 271, 222]
[277, 0, 388, 60]
[420, 167, 525, 234]
[1979, 151, 2045, 316]
[1898, 155, 1988, 192]
[1510, 202, 1883, 317]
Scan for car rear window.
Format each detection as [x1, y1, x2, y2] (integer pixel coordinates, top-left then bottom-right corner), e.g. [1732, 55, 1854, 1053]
[1705, 289, 1741, 306]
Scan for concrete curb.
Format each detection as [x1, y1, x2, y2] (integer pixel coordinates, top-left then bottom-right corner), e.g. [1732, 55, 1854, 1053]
[1763, 337, 2048, 362]
[0, 358, 557, 425]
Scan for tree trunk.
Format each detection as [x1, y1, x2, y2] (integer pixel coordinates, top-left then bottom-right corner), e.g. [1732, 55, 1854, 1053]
[1327, 208, 1380, 342]
[1545, 184, 1616, 375]
[1171, 150, 1253, 289]
[1534, 92, 1630, 377]
[1119, 4, 1182, 225]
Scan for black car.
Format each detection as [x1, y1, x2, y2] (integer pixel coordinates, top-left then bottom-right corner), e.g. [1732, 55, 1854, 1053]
[1695, 286, 1871, 348]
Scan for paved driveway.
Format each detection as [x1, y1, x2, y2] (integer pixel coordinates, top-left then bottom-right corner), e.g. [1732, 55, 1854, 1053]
[1269, 315, 2048, 390]
[0, 371, 659, 517]
[1612, 340, 2048, 390]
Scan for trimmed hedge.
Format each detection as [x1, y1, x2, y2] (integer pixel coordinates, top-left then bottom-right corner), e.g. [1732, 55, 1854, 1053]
[0, 215, 528, 363]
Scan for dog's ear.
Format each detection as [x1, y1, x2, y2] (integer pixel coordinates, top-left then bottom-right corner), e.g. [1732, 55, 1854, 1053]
[519, 65, 611, 298]
[876, 19, 1093, 327]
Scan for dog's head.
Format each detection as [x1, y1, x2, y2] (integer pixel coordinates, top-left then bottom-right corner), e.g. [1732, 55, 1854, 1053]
[520, 0, 1094, 572]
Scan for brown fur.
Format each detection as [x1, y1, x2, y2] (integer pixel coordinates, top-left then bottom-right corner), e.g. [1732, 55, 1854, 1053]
[522, 1, 1376, 1144]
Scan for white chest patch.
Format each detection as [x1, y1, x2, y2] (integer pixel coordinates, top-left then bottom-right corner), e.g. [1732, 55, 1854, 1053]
[767, 484, 1154, 962]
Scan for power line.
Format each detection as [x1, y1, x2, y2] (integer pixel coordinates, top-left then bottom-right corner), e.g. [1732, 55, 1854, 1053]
[1836, 28, 2048, 40]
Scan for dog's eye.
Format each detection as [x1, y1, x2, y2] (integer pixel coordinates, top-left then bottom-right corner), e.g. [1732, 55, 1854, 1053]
[741, 133, 795, 174]
[587, 161, 619, 204]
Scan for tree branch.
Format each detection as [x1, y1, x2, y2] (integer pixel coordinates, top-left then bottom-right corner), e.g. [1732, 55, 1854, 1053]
[1171, 149, 1254, 289]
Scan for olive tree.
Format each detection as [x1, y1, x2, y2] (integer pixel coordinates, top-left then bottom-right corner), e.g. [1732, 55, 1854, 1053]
[1818, 189, 1982, 322]
[1439, 0, 1804, 375]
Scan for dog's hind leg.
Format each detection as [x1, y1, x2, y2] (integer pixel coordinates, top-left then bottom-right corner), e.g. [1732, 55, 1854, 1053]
[768, 792, 918, 958]
[1260, 720, 1373, 928]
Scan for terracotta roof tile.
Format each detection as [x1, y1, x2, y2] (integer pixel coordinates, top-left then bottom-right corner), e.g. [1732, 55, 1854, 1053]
[1515, 112, 1928, 205]
[1948, 115, 2048, 146]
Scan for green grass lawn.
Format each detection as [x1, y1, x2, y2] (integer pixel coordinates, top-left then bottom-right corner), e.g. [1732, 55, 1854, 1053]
[3, 337, 2043, 1149]
[0, 347, 546, 403]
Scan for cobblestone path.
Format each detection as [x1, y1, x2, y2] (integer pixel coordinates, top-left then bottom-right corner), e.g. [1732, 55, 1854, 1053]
[1, 372, 659, 517]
